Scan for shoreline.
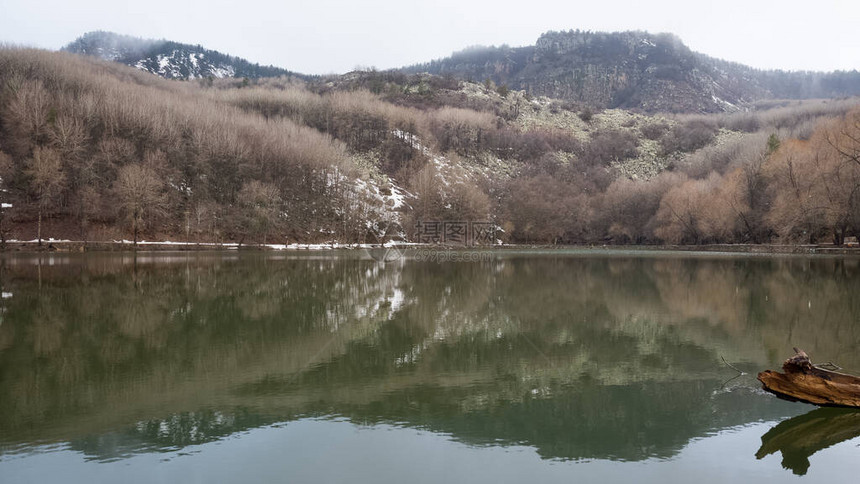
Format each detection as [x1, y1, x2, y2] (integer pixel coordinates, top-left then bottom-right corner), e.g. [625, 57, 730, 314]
[2, 239, 859, 256]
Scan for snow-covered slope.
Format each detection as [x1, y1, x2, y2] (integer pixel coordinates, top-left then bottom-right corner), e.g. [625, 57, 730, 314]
[133, 50, 236, 80]
[63, 31, 296, 80]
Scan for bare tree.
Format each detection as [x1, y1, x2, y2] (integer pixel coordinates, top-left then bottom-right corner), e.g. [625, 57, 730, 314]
[502, 174, 587, 244]
[653, 174, 734, 244]
[24, 147, 66, 246]
[0, 151, 13, 246]
[237, 180, 281, 245]
[4, 79, 51, 156]
[114, 163, 167, 245]
[48, 114, 89, 160]
[765, 117, 860, 244]
[600, 175, 674, 244]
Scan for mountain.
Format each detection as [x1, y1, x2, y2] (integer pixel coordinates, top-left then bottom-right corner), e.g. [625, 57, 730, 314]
[63, 31, 297, 80]
[63, 30, 860, 113]
[403, 30, 860, 113]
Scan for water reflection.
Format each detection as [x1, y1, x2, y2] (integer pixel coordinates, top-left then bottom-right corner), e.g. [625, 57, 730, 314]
[0, 251, 858, 470]
[756, 408, 860, 475]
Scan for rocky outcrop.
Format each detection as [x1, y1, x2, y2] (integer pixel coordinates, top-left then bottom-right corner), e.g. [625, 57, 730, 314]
[405, 30, 860, 113]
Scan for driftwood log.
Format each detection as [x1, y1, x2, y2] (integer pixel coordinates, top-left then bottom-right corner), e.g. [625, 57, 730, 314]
[758, 348, 860, 407]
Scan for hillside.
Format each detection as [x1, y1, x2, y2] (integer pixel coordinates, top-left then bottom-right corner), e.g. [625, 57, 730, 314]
[404, 30, 860, 113]
[63, 31, 297, 80]
[0, 45, 858, 247]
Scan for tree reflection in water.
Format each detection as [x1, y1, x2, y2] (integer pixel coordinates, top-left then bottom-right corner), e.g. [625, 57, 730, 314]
[0, 251, 858, 465]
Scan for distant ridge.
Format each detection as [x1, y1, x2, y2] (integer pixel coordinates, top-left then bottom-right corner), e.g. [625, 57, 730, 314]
[403, 30, 860, 113]
[63, 31, 299, 80]
[60, 29, 860, 112]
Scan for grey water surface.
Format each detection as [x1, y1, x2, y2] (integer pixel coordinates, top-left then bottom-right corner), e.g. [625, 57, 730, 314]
[1, 250, 858, 483]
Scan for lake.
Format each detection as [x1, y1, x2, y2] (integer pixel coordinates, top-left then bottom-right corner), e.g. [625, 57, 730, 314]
[0, 250, 859, 483]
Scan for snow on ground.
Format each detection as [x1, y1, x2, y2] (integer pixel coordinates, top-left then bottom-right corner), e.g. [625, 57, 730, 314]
[355, 177, 413, 213]
[3, 239, 427, 251]
[208, 65, 235, 78]
[157, 54, 172, 73]
[712, 94, 739, 112]
[388, 184, 409, 210]
[6, 238, 73, 244]
[352, 170, 415, 241]
[130, 49, 235, 79]
[392, 129, 482, 191]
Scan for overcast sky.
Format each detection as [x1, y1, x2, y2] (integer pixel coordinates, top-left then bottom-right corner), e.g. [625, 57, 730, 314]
[1, 0, 858, 75]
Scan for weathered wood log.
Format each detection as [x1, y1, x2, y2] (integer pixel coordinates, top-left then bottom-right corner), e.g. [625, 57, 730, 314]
[758, 348, 860, 408]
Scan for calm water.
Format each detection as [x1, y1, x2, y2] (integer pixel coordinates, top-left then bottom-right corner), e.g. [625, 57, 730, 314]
[0, 250, 859, 483]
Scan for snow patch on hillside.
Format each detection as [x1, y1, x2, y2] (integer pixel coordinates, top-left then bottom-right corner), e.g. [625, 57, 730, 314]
[393, 129, 483, 191]
[132, 49, 237, 79]
[353, 176, 414, 239]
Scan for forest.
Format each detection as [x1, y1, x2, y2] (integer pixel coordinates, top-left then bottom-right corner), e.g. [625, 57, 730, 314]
[0, 46, 859, 246]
